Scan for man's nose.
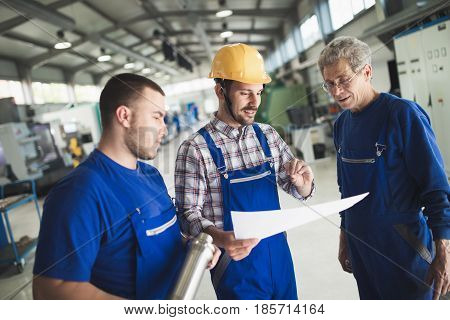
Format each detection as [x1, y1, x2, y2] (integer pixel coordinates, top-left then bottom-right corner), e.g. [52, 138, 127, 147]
[161, 121, 168, 137]
[249, 93, 258, 104]
[331, 84, 344, 96]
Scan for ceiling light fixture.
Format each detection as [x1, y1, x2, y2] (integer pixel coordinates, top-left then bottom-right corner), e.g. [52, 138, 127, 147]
[416, 1, 427, 7]
[215, 9, 233, 18]
[54, 30, 71, 50]
[97, 48, 111, 62]
[216, 0, 233, 18]
[124, 58, 135, 69]
[220, 31, 233, 38]
[141, 67, 152, 74]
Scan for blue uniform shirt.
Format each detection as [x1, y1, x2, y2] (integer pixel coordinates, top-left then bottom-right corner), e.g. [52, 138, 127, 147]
[33, 149, 178, 299]
[334, 93, 450, 239]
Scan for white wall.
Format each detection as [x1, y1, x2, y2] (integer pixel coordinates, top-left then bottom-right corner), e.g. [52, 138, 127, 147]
[0, 58, 18, 80]
[74, 72, 95, 85]
[31, 66, 65, 83]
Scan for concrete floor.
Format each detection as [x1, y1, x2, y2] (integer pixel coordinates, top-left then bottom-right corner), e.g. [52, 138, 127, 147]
[0, 125, 359, 300]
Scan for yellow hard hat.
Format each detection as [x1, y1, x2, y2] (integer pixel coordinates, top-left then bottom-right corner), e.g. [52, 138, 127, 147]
[208, 43, 271, 84]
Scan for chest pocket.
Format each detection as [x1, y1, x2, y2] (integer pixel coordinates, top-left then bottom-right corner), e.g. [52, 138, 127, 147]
[338, 143, 393, 214]
[130, 200, 183, 258]
[339, 146, 376, 189]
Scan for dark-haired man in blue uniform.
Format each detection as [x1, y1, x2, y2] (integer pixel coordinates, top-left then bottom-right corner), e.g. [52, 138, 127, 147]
[33, 73, 218, 299]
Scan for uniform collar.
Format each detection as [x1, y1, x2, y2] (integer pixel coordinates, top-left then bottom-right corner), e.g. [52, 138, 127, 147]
[210, 113, 251, 139]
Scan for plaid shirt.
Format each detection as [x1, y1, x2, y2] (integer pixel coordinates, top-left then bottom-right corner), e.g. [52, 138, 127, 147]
[175, 116, 314, 237]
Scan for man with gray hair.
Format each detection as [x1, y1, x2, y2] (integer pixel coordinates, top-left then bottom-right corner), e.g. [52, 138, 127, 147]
[318, 36, 449, 299]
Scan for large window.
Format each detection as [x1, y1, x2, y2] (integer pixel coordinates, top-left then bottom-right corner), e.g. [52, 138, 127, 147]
[282, 34, 298, 61]
[292, 28, 304, 53]
[266, 47, 286, 72]
[328, 0, 375, 30]
[265, 54, 275, 73]
[74, 85, 101, 103]
[300, 15, 322, 49]
[163, 78, 215, 96]
[32, 82, 70, 104]
[0, 80, 25, 104]
[274, 50, 283, 69]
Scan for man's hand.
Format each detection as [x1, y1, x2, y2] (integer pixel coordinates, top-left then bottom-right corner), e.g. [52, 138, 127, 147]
[221, 232, 259, 261]
[205, 226, 259, 261]
[206, 244, 221, 270]
[284, 159, 314, 198]
[426, 239, 450, 299]
[338, 230, 352, 273]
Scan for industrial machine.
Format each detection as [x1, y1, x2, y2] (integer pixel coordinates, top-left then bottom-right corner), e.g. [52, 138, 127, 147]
[60, 121, 93, 167]
[291, 124, 331, 163]
[0, 97, 31, 125]
[287, 104, 334, 163]
[394, 17, 450, 175]
[0, 123, 41, 273]
[0, 122, 44, 181]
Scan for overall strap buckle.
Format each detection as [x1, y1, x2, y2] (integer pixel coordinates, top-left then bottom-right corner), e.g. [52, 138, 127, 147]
[217, 166, 228, 179]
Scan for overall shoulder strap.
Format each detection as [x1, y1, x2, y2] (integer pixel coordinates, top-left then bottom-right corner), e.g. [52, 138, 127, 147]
[252, 124, 272, 158]
[197, 127, 227, 173]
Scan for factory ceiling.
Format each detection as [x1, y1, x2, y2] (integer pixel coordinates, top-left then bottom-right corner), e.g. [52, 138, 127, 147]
[0, 0, 301, 83]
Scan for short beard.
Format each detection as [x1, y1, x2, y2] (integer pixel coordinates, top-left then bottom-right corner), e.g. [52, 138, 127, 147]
[124, 122, 156, 161]
[232, 106, 257, 126]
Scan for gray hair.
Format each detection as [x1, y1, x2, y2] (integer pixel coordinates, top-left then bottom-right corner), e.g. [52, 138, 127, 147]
[317, 36, 372, 74]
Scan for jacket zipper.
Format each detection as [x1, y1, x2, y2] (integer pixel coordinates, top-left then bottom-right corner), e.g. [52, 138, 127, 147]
[230, 170, 271, 184]
[146, 215, 177, 236]
[341, 157, 375, 164]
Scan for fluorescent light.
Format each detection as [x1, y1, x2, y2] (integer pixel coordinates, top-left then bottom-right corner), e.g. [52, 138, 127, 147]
[97, 54, 111, 62]
[124, 62, 135, 69]
[54, 41, 71, 50]
[163, 75, 170, 80]
[154, 72, 164, 78]
[220, 31, 233, 38]
[141, 68, 152, 74]
[216, 9, 233, 18]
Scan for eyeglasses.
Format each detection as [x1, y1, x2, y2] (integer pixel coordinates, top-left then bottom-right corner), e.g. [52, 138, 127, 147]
[322, 66, 365, 93]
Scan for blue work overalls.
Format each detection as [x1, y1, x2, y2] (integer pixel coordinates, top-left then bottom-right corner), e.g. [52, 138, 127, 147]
[337, 109, 434, 300]
[199, 124, 297, 300]
[84, 161, 185, 299]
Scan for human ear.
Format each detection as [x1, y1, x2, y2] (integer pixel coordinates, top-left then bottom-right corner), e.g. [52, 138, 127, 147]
[115, 105, 132, 128]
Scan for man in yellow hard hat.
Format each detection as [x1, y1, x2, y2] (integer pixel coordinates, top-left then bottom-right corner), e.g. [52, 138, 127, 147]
[175, 43, 315, 299]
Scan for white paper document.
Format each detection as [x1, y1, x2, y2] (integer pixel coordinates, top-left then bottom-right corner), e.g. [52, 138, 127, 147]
[231, 192, 369, 240]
